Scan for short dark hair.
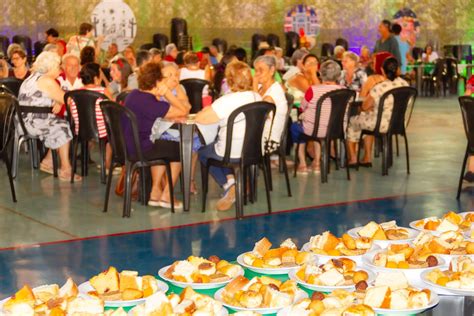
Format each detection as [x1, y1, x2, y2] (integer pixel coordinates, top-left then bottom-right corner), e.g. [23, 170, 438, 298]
[303, 53, 319, 65]
[80, 46, 95, 65]
[183, 52, 199, 65]
[383, 57, 399, 81]
[234, 47, 247, 62]
[175, 51, 185, 66]
[381, 20, 392, 31]
[136, 49, 151, 67]
[79, 23, 93, 36]
[201, 47, 210, 54]
[391, 23, 402, 35]
[79, 63, 100, 85]
[137, 62, 163, 90]
[46, 28, 59, 38]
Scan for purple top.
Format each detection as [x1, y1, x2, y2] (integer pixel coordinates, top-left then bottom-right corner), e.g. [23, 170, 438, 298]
[123, 89, 170, 155]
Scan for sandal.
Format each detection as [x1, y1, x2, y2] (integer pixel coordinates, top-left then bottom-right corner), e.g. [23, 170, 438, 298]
[190, 179, 198, 195]
[158, 200, 183, 210]
[40, 162, 54, 175]
[58, 170, 82, 182]
[296, 166, 309, 175]
[311, 165, 321, 174]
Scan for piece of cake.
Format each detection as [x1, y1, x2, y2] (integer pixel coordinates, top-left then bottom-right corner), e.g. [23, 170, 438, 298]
[280, 238, 297, 249]
[436, 218, 459, 233]
[172, 260, 197, 283]
[358, 222, 381, 238]
[390, 289, 409, 309]
[119, 270, 140, 292]
[59, 278, 78, 299]
[89, 266, 120, 295]
[67, 297, 104, 314]
[374, 272, 409, 291]
[32, 284, 59, 303]
[253, 237, 272, 257]
[363, 286, 391, 308]
[3, 285, 36, 311]
[319, 268, 345, 286]
[408, 290, 430, 308]
[343, 304, 376, 316]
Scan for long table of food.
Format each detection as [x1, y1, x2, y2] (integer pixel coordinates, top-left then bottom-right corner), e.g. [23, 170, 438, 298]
[2, 211, 474, 315]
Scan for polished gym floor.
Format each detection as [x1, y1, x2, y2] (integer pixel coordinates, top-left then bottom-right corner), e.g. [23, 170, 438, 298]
[0, 96, 473, 307]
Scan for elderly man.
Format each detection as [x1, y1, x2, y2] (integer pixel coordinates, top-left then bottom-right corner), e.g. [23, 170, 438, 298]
[164, 44, 178, 62]
[127, 49, 152, 89]
[58, 54, 83, 91]
[374, 20, 401, 64]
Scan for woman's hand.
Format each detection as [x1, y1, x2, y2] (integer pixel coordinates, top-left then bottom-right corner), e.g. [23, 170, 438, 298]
[52, 102, 63, 114]
[156, 82, 168, 97]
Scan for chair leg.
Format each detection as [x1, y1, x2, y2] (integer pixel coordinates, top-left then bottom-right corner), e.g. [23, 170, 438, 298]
[165, 162, 174, 213]
[261, 161, 272, 214]
[71, 139, 78, 183]
[381, 135, 389, 176]
[294, 143, 299, 177]
[200, 163, 209, 212]
[320, 140, 328, 183]
[333, 140, 339, 171]
[123, 162, 133, 217]
[250, 165, 258, 204]
[4, 154, 17, 202]
[281, 152, 292, 197]
[30, 139, 39, 169]
[139, 167, 147, 205]
[395, 135, 400, 157]
[404, 134, 410, 175]
[103, 162, 115, 212]
[12, 134, 20, 179]
[457, 147, 469, 199]
[99, 139, 106, 184]
[52, 150, 58, 178]
[344, 141, 351, 181]
[266, 155, 273, 191]
[234, 166, 244, 219]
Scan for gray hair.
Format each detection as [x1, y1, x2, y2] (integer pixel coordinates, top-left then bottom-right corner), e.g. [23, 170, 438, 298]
[43, 43, 58, 53]
[334, 45, 345, 55]
[290, 48, 308, 66]
[342, 51, 359, 63]
[161, 61, 179, 69]
[319, 60, 341, 82]
[149, 48, 162, 57]
[165, 43, 177, 56]
[33, 51, 61, 74]
[61, 53, 80, 64]
[253, 55, 277, 69]
[7, 43, 24, 59]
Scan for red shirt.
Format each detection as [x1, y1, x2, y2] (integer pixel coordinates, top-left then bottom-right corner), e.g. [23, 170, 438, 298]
[164, 55, 175, 62]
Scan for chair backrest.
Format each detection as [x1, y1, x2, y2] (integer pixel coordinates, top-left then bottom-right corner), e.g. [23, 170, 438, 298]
[212, 38, 228, 54]
[140, 43, 156, 51]
[12, 35, 33, 57]
[100, 100, 142, 164]
[64, 90, 108, 141]
[251, 33, 267, 56]
[152, 33, 169, 50]
[375, 86, 417, 135]
[412, 47, 423, 60]
[277, 93, 294, 154]
[221, 101, 275, 165]
[0, 36, 10, 56]
[445, 57, 459, 78]
[321, 43, 334, 57]
[116, 90, 131, 105]
[312, 88, 356, 140]
[335, 38, 349, 51]
[0, 78, 23, 97]
[34, 41, 46, 57]
[180, 79, 209, 113]
[267, 33, 281, 47]
[459, 96, 474, 153]
[0, 93, 17, 152]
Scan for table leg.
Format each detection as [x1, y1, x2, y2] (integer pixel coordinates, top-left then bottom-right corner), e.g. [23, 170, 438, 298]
[179, 124, 195, 212]
[416, 66, 423, 94]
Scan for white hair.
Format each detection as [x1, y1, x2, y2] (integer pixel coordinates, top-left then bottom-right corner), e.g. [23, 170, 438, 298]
[33, 52, 61, 74]
[7, 43, 25, 59]
[62, 53, 80, 64]
[253, 55, 277, 69]
[334, 45, 346, 55]
[165, 43, 177, 56]
[43, 43, 58, 53]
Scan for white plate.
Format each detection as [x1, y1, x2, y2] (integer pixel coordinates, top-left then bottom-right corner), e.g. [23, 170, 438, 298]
[362, 250, 447, 289]
[420, 269, 474, 296]
[288, 267, 376, 292]
[236, 253, 314, 275]
[78, 279, 168, 307]
[214, 288, 307, 315]
[158, 265, 244, 289]
[347, 226, 418, 248]
[127, 305, 229, 316]
[301, 242, 380, 266]
[372, 291, 439, 315]
[409, 220, 444, 236]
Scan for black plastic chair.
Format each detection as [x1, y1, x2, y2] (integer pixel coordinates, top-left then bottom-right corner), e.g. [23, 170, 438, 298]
[34, 41, 46, 57]
[321, 43, 334, 57]
[100, 101, 175, 217]
[201, 102, 275, 219]
[357, 86, 417, 176]
[457, 96, 474, 199]
[0, 78, 23, 97]
[12, 35, 33, 59]
[140, 43, 156, 50]
[0, 93, 18, 202]
[267, 33, 280, 48]
[251, 34, 267, 58]
[335, 38, 349, 51]
[285, 31, 300, 57]
[212, 38, 228, 54]
[0, 35, 10, 56]
[116, 90, 131, 105]
[152, 33, 169, 50]
[64, 90, 108, 183]
[294, 89, 356, 183]
[180, 79, 209, 114]
[412, 47, 424, 60]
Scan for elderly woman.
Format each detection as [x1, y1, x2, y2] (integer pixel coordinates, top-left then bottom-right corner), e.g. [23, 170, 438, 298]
[124, 46, 137, 68]
[8, 49, 30, 80]
[123, 62, 189, 209]
[17, 52, 80, 181]
[282, 48, 309, 104]
[180, 52, 212, 106]
[164, 44, 178, 62]
[196, 61, 262, 212]
[339, 52, 368, 92]
[107, 57, 133, 100]
[346, 57, 408, 167]
[359, 46, 371, 69]
[67, 23, 103, 57]
[291, 60, 344, 174]
[253, 55, 288, 153]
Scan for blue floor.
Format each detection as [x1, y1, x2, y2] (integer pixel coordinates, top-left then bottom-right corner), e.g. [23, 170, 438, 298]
[1, 188, 472, 299]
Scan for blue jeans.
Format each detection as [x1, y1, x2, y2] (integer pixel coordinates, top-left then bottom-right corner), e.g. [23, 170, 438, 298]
[290, 122, 307, 144]
[198, 143, 238, 187]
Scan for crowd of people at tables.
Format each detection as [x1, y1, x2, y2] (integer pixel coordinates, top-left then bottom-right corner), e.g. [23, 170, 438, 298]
[1, 19, 472, 212]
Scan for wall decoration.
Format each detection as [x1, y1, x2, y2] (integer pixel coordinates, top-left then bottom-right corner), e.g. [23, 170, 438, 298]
[393, 7, 420, 46]
[91, 0, 137, 51]
[284, 4, 320, 49]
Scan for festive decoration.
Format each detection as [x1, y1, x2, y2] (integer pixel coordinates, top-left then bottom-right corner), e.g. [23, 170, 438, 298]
[393, 8, 420, 47]
[91, 0, 137, 51]
[284, 4, 320, 50]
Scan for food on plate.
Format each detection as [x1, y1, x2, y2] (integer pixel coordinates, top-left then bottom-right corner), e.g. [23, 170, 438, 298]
[295, 258, 369, 287]
[0, 278, 118, 315]
[232, 312, 262, 316]
[357, 221, 410, 240]
[371, 243, 440, 269]
[242, 237, 313, 268]
[308, 231, 373, 256]
[163, 255, 242, 283]
[425, 256, 474, 290]
[129, 287, 225, 315]
[413, 211, 473, 233]
[220, 275, 300, 309]
[411, 230, 474, 257]
[363, 272, 431, 310]
[88, 266, 159, 301]
[282, 290, 375, 316]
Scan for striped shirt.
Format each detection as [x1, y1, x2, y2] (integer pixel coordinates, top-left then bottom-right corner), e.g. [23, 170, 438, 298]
[301, 84, 344, 138]
[69, 86, 107, 139]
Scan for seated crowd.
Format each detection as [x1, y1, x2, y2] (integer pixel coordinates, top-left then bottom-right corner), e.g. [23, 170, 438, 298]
[0, 19, 440, 212]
